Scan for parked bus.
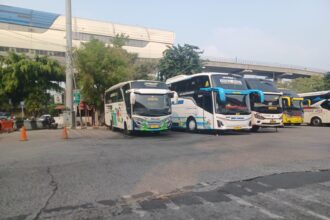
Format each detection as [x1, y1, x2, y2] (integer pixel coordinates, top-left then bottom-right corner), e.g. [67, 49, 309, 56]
[166, 73, 264, 132]
[104, 80, 175, 134]
[299, 91, 330, 126]
[245, 79, 283, 131]
[279, 89, 304, 125]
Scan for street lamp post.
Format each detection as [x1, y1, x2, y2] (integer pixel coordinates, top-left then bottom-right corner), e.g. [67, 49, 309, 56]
[64, 0, 75, 128]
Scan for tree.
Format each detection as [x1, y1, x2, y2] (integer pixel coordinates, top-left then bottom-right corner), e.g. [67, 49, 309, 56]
[323, 72, 330, 90]
[111, 33, 129, 48]
[158, 44, 203, 81]
[133, 59, 159, 80]
[287, 75, 325, 93]
[0, 53, 64, 115]
[74, 39, 135, 114]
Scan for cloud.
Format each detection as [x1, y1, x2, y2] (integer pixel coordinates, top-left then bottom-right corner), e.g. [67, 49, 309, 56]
[201, 27, 330, 70]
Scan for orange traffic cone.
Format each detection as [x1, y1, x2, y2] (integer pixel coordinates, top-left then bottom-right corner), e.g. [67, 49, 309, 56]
[62, 127, 68, 139]
[20, 126, 28, 141]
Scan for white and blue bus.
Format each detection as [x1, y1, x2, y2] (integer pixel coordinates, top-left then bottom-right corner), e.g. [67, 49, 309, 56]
[166, 73, 264, 132]
[104, 80, 175, 134]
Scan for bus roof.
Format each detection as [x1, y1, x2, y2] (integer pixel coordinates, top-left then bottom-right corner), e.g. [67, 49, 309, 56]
[105, 80, 167, 93]
[245, 78, 280, 93]
[165, 72, 241, 84]
[299, 90, 330, 98]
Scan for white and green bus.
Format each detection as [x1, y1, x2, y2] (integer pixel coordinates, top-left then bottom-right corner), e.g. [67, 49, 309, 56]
[166, 73, 264, 132]
[104, 80, 175, 134]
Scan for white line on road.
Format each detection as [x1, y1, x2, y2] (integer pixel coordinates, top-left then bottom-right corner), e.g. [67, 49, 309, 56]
[225, 194, 284, 219]
[166, 201, 180, 210]
[261, 193, 330, 220]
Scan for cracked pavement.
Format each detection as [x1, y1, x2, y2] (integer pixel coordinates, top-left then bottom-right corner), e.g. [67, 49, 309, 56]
[0, 126, 329, 219]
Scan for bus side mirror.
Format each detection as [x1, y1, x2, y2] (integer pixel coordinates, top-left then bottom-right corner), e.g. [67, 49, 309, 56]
[130, 93, 136, 105]
[173, 92, 178, 104]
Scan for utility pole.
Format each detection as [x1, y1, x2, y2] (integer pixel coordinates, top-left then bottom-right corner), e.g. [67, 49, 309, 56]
[64, 0, 75, 128]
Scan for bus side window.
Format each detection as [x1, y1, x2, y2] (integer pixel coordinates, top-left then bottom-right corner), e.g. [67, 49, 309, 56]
[105, 92, 111, 104]
[321, 101, 330, 110]
[122, 84, 131, 115]
[117, 89, 124, 102]
[197, 76, 210, 88]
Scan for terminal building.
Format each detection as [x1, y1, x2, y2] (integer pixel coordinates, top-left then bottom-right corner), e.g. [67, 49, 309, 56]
[0, 5, 175, 61]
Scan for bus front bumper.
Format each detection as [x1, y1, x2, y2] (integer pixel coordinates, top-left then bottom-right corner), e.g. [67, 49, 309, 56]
[215, 116, 252, 131]
[283, 115, 303, 124]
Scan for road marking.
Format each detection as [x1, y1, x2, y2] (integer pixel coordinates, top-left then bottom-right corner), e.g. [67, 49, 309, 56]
[122, 195, 132, 199]
[166, 201, 180, 210]
[243, 187, 253, 193]
[261, 193, 330, 220]
[256, 181, 272, 187]
[277, 188, 326, 205]
[225, 194, 284, 219]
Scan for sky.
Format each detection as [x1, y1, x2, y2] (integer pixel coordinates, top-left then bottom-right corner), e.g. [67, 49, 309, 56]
[2, 0, 330, 70]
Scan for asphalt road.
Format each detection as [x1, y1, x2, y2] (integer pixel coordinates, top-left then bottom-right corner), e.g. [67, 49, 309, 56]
[0, 126, 329, 219]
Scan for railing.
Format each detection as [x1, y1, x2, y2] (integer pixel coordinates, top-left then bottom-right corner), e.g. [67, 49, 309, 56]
[202, 56, 328, 74]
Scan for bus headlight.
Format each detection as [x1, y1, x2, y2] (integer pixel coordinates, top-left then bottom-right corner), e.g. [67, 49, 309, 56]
[217, 120, 224, 127]
[254, 113, 265, 120]
[133, 117, 144, 127]
[162, 117, 172, 126]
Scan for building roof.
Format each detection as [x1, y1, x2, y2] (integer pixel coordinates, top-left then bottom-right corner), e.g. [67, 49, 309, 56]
[0, 5, 59, 29]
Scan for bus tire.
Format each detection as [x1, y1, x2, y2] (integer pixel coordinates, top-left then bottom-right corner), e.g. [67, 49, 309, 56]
[311, 117, 322, 126]
[124, 122, 131, 135]
[186, 117, 197, 132]
[250, 125, 260, 132]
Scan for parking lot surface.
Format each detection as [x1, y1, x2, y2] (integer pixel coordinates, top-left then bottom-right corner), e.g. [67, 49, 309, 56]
[0, 126, 329, 219]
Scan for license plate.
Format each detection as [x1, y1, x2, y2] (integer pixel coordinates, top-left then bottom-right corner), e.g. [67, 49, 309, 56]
[270, 120, 276, 123]
[150, 124, 160, 128]
[233, 126, 241, 130]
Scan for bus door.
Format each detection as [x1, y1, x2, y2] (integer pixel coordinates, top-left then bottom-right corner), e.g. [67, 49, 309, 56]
[320, 100, 330, 122]
[196, 90, 214, 129]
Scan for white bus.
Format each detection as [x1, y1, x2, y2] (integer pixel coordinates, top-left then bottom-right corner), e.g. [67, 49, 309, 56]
[166, 73, 264, 132]
[245, 79, 283, 131]
[299, 91, 330, 126]
[104, 80, 175, 134]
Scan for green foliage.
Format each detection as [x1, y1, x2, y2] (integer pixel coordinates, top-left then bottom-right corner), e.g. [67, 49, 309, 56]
[74, 39, 136, 112]
[323, 72, 330, 90]
[0, 53, 64, 115]
[286, 75, 326, 93]
[133, 59, 159, 80]
[111, 33, 129, 48]
[158, 44, 203, 81]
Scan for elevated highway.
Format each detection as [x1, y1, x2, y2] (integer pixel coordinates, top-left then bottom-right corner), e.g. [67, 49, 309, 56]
[203, 57, 327, 80]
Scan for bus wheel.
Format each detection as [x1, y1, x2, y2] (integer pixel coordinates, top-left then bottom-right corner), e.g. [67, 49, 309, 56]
[250, 125, 260, 132]
[311, 117, 322, 126]
[124, 123, 131, 135]
[186, 117, 197, 132]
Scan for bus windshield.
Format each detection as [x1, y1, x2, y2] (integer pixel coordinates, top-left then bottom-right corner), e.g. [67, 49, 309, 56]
[133, 94, 171, 117]
[211, 75, 247, 90]
[252, 94, 282, 113]
[215, 94, 250, 115]
[290, 100, 302, 110]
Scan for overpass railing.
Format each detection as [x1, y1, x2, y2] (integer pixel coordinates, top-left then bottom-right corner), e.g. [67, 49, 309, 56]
[202, 56, 328, 74]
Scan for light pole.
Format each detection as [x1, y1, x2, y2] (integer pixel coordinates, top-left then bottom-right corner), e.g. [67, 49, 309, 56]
[65, 0, 75, 128]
